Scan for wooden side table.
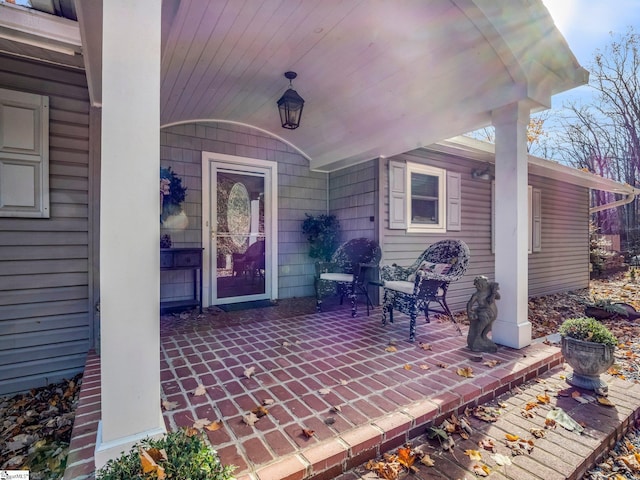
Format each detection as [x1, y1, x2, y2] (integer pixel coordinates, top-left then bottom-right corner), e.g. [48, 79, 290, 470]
[160, 248, 203, 313]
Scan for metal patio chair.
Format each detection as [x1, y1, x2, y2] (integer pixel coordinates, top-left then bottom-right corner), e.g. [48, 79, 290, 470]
[381, 239, 470, 341]
[315, 237, 382, 317]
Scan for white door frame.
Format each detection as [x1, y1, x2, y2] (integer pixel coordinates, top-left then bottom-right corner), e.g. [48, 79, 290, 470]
[201, 152, 278, 306]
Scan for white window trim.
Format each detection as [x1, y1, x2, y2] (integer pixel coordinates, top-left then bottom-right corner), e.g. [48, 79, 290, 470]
[406, 162, 446, 233]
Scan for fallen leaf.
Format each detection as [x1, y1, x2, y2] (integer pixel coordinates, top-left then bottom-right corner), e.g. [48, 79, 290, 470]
[482, 360, 501, 367]
[472, 464, 490, 476]
[385, 345, 398, 352]
[597, 396, 615, 407]
[339, 379, 348, 386]
[244, 366, 256, 379]
[546, 408, 584, 433]
[162, 399, 179, 411]
[619, 454, 640, 471]
[184, 427, 199, 437]
[205, 421, 222, 432]
[192, 418, 211, 430]
[419, 342, 432, 351]
[529, 428, 545, 438]
[302, 428, 315, 438]
[524, 401, 538, 411]
[243, 412, 259, 426]
[457, 367, 474, 378]
[473, 406, 501, 422]
[427, 427, 448, 441]
[397, 447, 416, 468]
[403, 364, 412, 371]
[505, 433, 520, 442]
[330, 405, 342, 413]
[318, 388, 331, 395]
[441, 419, 456, 433]
[492, 453, 512, 466]
[282, 341, 291, 347]
[139, 447, 166, 479]
[251, 405, 269, 418]
[192, 384, 206, 396]
[478, 438, 496, 452]
[464, 449, 482, 460]
[437, 362, 449, 368]
[536, 393, 550, 404]
[520, 409, 535, 419]
[419, 364, 430, 370]
[263, 398, 275, 406]
[459, 417, 473, 435]
[420, 454, 435, 467]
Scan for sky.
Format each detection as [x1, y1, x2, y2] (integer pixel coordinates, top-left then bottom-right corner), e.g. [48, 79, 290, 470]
[542, 0, 640, 108]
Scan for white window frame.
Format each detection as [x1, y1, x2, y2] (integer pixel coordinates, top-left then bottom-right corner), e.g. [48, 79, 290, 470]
[406, 162, 446, 233]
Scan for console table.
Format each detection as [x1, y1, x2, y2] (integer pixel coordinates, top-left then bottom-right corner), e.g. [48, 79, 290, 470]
[160, 248, 203, 313]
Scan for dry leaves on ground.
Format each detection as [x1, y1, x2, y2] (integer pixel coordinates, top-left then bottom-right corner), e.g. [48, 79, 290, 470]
[0, 374, 81, 478]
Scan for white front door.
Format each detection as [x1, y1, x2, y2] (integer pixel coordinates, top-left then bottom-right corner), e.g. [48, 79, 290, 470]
[201, 153, 278, 305]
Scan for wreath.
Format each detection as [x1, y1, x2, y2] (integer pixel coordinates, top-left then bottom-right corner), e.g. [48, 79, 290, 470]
[160, 167, 187, 223]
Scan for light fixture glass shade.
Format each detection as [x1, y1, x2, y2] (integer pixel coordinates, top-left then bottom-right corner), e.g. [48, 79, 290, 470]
[277, 72, 304, 129]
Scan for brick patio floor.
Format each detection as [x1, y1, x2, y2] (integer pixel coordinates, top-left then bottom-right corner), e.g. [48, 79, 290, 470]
[64, 298, 570, 480]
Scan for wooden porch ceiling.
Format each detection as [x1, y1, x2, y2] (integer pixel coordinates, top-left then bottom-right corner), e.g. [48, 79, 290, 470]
[1, 0, 588, 172]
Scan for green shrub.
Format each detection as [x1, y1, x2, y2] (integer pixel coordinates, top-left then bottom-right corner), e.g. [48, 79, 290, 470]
[302, 213, 341, 261]
[559, 317, 618, 347]
[97, 429, 235, 480]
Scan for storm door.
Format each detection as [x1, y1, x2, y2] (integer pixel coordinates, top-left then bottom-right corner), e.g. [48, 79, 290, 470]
[202, 154, 277, 305]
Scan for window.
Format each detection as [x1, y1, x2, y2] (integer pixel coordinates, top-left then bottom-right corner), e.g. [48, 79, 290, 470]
[0, 87, 49, 218]
[388, 160, 461, 232]
[408, 163, 445, 232]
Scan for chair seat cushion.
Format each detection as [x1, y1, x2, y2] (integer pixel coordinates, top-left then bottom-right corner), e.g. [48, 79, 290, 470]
[384, 280, 415, 294]
[320, 273, 354, 282]
[384, 280, 445, 296]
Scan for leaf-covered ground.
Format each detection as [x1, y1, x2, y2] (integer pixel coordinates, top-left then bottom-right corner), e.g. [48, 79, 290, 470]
[0, 374, 81, 479]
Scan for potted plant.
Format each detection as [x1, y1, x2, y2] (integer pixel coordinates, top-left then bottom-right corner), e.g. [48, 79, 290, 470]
[301, 213, 341, 261]
[559, 317, 618, 393]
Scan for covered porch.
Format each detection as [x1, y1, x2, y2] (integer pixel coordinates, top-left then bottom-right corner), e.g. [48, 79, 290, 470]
[64, 302, 562, 479]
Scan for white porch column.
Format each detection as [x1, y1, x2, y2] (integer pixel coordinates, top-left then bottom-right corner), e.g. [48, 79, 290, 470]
[94, 0, 165, 469]
[491, 103, 532, 349]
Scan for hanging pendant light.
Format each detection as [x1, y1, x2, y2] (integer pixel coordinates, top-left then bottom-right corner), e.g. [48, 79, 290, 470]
[277, 71, 305, 130]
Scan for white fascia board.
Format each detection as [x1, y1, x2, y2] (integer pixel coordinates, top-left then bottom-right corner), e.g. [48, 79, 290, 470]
[0, 2, 81, 53]
[433, 136, 635, 196]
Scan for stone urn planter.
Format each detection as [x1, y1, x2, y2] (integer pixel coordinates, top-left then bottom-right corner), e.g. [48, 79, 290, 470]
[559, 317, 617, 393]
[561, 337, 615, 391]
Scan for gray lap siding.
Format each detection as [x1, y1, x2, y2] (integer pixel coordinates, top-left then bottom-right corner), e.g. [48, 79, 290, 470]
[0, 55, 92, 395]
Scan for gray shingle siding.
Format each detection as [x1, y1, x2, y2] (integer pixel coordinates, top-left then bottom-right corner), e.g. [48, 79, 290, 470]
[0, 55, 92, 395]
[160, 122, 327, 302]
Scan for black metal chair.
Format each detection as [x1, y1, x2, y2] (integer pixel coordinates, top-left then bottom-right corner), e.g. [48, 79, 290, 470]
[380, 239, 470, 341]
[315, 238, 382, 317]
